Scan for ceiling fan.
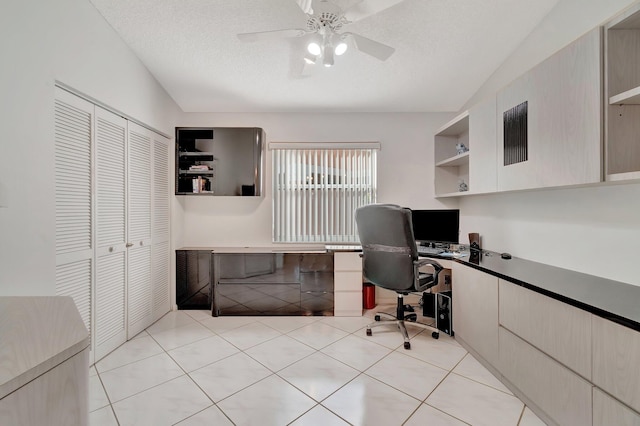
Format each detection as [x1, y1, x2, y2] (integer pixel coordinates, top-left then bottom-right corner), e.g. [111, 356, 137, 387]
[237, 0, 404, 68]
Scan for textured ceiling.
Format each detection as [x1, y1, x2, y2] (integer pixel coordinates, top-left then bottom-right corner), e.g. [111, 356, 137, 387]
[89, 0, 560, 113]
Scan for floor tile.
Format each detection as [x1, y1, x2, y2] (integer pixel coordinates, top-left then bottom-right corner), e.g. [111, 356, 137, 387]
[317, 316, 374, 333]
[256, 315, 319, 333]
[364, 351, 448, 400]
[89, 405, 118, 426]
[399, 331, 467, 370]
[322, 374, 422, 426]
[100, 352, 184, 402]
[289, 404, 350, 425]
[145, 311, 197, 334]
[218, 321, 282, 350]
[426, 373, 524, 426]
[199, 315, 256, 333]
[404, 403, 467, 425]
[149, 322, 215, 351]
[453, 353, 512, 394]
[183, 309, 213, 322]
[287, 322, 349, 349]
[520, 406, 547, 425]
[189, 352, 271, 402]
[95, 335, 164, 373]
[174, 405, 234, 425]
[321, 334, 392, 371]
[89, 375, 110, 412]
[168, 335, 239, 372]
[278, 352, 360, 402]
[216, 375, 316, 426]
[245, 334, 316, 371]
[111, 375, 212, 426]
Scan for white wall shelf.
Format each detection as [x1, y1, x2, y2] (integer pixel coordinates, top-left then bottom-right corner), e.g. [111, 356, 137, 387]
[436, 151, 469, 167]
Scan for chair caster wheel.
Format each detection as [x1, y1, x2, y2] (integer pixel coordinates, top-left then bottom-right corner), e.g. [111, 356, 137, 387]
[403, 304, 414, 312]
[404, 313, 417, 322]
[432, 332, 439, 339]
[404, 342, 411, 349]
[366, 329, 372, 336]
[374, 315, 381, 321]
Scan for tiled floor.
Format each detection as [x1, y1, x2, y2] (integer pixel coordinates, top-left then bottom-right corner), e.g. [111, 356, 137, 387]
[89, 307, 547, 426]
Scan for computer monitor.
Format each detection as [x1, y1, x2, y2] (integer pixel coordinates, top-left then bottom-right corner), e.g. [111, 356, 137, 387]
[411, 209, 460, 246]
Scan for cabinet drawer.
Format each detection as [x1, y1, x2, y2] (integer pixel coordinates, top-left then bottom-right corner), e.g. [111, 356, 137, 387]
[499, 280, 591, 379]
[593, 316, 640, 413]
[334, 291, 362, 317]
[593, 387, 640, 426]
[333, 252, 362, 271]
[499, 327, 592, 426]
[334, 271, 363, 292]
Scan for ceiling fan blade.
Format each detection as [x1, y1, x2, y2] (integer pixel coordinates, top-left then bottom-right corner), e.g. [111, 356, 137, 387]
[237, 29, 308, 42]
[348, 32, 395, 61]
[295, 0, 314, 14]
[343, 0, 406, 23]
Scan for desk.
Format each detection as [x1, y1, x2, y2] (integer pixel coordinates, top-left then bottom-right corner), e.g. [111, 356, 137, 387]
[432, 249, 640, 425]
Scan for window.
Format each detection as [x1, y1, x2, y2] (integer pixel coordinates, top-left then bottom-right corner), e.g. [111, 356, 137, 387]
[271, 142, 379, 243]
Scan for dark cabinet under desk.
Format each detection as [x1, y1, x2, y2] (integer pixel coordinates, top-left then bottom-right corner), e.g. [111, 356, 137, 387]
[176, 250, 213, 310]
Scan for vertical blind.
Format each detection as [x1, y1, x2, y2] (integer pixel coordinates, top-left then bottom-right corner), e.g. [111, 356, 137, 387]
[272, 143, 378, 243]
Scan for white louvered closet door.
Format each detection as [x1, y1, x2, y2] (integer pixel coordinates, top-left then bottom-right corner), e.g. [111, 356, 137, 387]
[94, 106, 128, 360]
[127, 122, 153, 337]
[151, 132, 171, 321]
[54, 88, 94, 361]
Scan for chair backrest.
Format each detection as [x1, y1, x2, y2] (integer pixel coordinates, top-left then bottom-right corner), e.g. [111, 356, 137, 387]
[355, 204, 418, 292]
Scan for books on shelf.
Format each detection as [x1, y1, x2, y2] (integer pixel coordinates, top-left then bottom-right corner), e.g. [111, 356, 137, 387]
[189, 165, 211, 171]
[192, 176, 212, 194]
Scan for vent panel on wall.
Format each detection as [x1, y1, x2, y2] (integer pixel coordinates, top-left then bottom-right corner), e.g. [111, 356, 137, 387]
[96, 116, 126, 247]
[152, 137, 169, 240]
[503, 101, 528, 166]
[128, 130, 151, 242]
[128, 245, 152, 327]
[55, 100, 92, 255]
[152, 241, 170, 317]
[96, 252, 126, 346]
[56, 259, 92, 336]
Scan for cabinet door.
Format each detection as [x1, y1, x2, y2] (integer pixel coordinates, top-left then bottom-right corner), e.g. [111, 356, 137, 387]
[54, 88, 94, 363]
[499, 280, 591, 379]
[94, 107, 128, 360]
[451, 263, 499, 366]
[127, 123, 153, 337]
[151, 132, 171, 321]
[468, 96, 497, 194]
[496, 27, 602, 191]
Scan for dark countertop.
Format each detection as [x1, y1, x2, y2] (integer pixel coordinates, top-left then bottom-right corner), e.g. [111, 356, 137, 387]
[448, 250, 640, 331]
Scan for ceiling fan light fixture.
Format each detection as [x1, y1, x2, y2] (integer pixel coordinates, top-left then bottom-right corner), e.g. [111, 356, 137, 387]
[323, 46, 334, 67]
[303, 52, 317, 64]
[334, 41, 348, 56]
[307, 42, 321, 56]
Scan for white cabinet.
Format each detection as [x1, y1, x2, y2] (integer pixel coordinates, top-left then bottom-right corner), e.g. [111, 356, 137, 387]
[592, 315, 640, 414]
[605, 3, 640, 182]
[593, 387, 640, 426]
[499, 327, 593, 426]
[496, 27, 602, 191]
[333, 251, 362, 316]
[499, 280, 592, 379]
[451, 263, 499, 366]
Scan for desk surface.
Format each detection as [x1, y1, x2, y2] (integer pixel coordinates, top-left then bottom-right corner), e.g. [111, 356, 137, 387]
[436, 250, 640, 332]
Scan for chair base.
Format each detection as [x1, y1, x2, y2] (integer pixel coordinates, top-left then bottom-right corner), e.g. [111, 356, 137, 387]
[365, 294, 439, 349]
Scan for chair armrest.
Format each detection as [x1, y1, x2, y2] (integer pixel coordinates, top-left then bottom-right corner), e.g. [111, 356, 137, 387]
[414, 258, 444, 274]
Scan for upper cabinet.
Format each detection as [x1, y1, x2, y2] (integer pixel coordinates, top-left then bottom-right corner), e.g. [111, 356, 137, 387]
[605, 4, 640, 182]
[176, 127, 264, 196]
[496, 27, 603, 191]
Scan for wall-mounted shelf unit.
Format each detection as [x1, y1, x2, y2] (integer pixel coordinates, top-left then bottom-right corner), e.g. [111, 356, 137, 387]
[605, 4, 640, 182]
[434, 111, 470, 196]
[175, 127, 264, 195]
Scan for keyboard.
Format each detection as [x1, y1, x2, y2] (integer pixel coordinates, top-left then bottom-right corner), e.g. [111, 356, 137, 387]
[417, 246, 444, 256]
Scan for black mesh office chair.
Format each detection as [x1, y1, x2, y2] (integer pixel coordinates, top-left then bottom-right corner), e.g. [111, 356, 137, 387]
[355, 204, 443, 349]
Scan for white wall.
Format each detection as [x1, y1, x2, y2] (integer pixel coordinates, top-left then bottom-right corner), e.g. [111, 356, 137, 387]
[175, 112, 457, 247]
[459, 0, 640, 286]
[0, 0, 180, 295]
